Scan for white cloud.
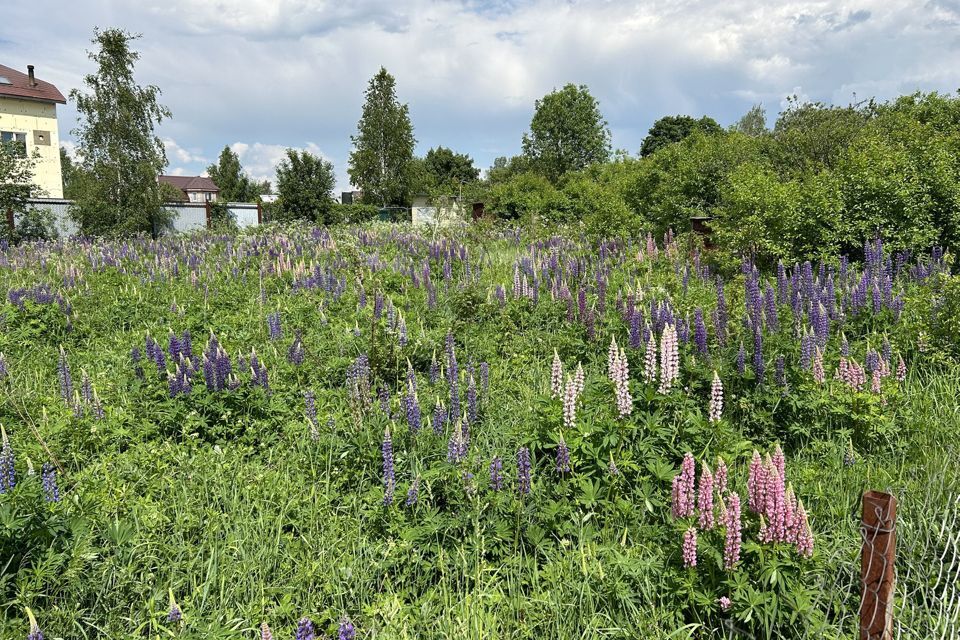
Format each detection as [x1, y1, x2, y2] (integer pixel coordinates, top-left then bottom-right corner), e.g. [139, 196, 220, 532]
[230, 141, 335, 185]
[163, 137, 207, 165]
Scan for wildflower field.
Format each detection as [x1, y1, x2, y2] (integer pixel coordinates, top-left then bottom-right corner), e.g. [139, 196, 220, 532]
[1, 224, 959, 639]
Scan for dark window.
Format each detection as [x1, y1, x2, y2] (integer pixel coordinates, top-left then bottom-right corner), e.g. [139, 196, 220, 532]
[0, 131, 27, 157]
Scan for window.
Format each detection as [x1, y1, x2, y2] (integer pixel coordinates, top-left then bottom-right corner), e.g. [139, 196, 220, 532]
[0, 131, 27, 157]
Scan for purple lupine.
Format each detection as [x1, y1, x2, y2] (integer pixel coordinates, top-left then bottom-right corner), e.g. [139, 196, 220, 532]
[287, 333, 305, 366]
[714, 277, 728, 345]
[429, 352, 439, 384]
[775, 355, 786, 387]
[671, 453, 696, 519]
[723, 492, 743, 570]
[304, 391, 319, 440]
[735, 342, 745, 375]
[466, 374, 478, 424]
[338, 617, 356, 640]
[57, 346, 73, 403]
[166, 602, 182, 623]
[432, 400, 447, 435]
[406, 477, 420, 506]
[489, 456, 503, 491]
[249, 349, 269, 391]
[295, 617, 315, 640]
[800, 329, 814, 369]
[682, 527, 698, 568]
[1, 430, 15, 493]
[382, 428, 395, 506]
[693, 308, 707, 355]
[405, 383, 422, 434]
[752, 328, 764, 382]
[556, 435, 571, 474]
[697, 462, 715, 530]
[266, 311, 282, 340]
[26, 610, 43, 640]
[517, 447, 532, 496]
[131, 346, 144, 379]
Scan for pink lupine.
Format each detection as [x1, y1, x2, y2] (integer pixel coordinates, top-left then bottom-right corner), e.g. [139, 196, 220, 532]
[896, 354, 906, 382]
[771, 444, 785, 480]
[747, 451, 765, 513]
[795, 500, 814, 558]
[563, 375, 577, 430]
[718, 596, 732, 611]
[697, 462, 715, 530]
[573, 362, 585, 400]
[812, 347, 825, 384]
[715, 457, 728, 495]
[613, 348, 633, 418]
[764, 464, 787, 543]
[723, 492, 742, 570]
[551, 349, 563, 398]
[784, 485, 798, 544]
[643, 333, 658, 383]
[708, 370, 723, 422]
[607, 336, 620, 381]
[658, 324, 679, 394]
[672, 452, 696, 518]
[871, 368, 882, 394]
[682, 526, 698, 568]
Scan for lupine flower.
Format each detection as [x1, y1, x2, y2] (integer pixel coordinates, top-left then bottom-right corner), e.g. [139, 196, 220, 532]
[715, 457, 728, 495]
[562, 375, 577, 429]
[871, 368, 882, 394]
[57, 346, 73, 403]
[896, 354, 906, 382]
[658, 324, 679, 394]
[708, 371, 723, 423]
[671, 453, 696, 518]
[612, 349, 632, 417]
[747, 451, 765, 513]
[697, 462, 714, 530]
[550, 349, 563, 398]
[489, 456, 503, 491]
[405, 383, 422, 434]
[693, 307, 708, 355]
[446, 423, 466, 464]
[752, 327, 764, 382]
[429, 352, 439, 384]
[572, 362, 585, 400]
[772, 444, 785, 479]
[167, 590, 182, 623]
[556, 435, 571, 474]
[26, 607, 43, 640]
[466, 374, 478, 424]
[338, 617, 356, 640]
[406, 477, 420, 506]
[608, 455, 619, 476]
[382, 428, 395, 506]
[813, 347, 825, 384]
[260, 622, 273, 640]
[718, 596, 732, 611]
[266, 311, 282, 340]
[723, 492, 742, 570]
[607, 336, 620, 378]
[844, 439, 856, 467]
[517, 447, 532, 495]
[0, 427, 14, 493]
[682, 527, 698, 568]
[795, 501, 814, 557]
[643, 332, 657, 383]
[304, 391, 319, 440]
[41, 463, 59, 502]
[432, 400, 446, 435]
[295, 617, 315, 640]
[287, 333, 305, 366]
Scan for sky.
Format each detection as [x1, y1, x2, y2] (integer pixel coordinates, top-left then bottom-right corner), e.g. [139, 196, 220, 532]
[2, 0, 959, 193]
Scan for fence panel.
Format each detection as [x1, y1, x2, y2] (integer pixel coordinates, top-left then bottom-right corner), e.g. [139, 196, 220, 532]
[230, 203, 260, 229]
[164, 203, 208, 233]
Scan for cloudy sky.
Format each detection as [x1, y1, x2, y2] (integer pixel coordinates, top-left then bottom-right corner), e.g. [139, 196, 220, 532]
[2, 0, 959, 192]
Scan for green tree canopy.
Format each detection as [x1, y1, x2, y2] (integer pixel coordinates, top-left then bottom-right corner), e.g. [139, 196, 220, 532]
[348, 67, 416, 206]
[423, 146, 479, 190]
[275, 149, 336, 223]
[521, 83, 611, 182]
[207, 146, 263, 202]
[640, 115, 723, 157]
[732, 104, 768, 137]
[69, 28, 172, 236]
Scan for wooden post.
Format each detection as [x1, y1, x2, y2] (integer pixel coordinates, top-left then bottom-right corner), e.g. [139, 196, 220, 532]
[257, 202, 262, 225]
[205, 202, 212, 229]
[860, 491, 896, 640]
[4, 208, 13, 236]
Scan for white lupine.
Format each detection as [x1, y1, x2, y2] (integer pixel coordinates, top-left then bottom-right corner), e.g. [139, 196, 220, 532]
[551, 349, 564, 398]
[709, 370, 723, 423]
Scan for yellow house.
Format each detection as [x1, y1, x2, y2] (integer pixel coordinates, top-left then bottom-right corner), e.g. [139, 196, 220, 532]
[0, 63, 66, 198]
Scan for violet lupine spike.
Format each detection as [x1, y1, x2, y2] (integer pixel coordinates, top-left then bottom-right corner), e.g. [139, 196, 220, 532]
[671, 453, 696, 519]
[550, 349, 563, 398]
[1, 429, 15, 493]
[682, 526, 698, 568]
[406, 477, 420, 507]
[752, 327, 764, 382]
[382, 428, 395, 506]
[489, 456, 503, 491]
[295, 617, 315, 640]
[708, 371, 723, 423]
[556, 435, 571, 474]
[775, 355, 786, 387]
[723, 492, 743, 570]
[697, 462, 715, 530]
[432, 400, 446, 435]
[338, 617, 356, 640]
[693, 308, 707, 356]
[517, 447, 532, 496]
[57, 346, 73, 403]
[735, 342, 745, 376]
[266, 311, 282, 340]
[466, 374, 478, 425]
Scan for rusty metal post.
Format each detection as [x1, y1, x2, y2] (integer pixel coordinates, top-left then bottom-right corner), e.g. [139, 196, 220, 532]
[257, 202, 262, 225]
[205, 201, 212, 229]
[860, 491, 896, 640]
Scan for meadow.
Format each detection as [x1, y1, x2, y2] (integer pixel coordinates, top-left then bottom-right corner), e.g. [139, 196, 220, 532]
[1, 223, 958, 639]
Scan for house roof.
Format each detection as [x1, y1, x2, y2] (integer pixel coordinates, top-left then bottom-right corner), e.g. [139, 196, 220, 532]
[0, 64, 66, 104]
[159, 175, 220, 192]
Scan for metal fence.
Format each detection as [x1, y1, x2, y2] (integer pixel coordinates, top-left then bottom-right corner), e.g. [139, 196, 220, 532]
[8, 198, 263, 237]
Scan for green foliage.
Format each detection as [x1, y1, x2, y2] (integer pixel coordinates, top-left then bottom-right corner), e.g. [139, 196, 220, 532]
[640, 115, 723, 157]
[0, 142, 40, 237]
[732, 104, 768, 137]
[275, 149, 336, 223]
[207, 146, 264, 203]
[348, 68, 416, 206]
[486, 172, 566, 222]
[59, 147, 84, 200]
[522, 84, 611, 182]
[69, 28, 172, 236]
[423, 146, 479, 191]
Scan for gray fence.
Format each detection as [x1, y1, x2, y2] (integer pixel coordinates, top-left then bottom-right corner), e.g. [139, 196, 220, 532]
[8, 198, 263, 237]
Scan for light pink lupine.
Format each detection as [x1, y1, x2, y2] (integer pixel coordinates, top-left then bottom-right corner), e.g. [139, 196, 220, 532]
[608, 337, 620, 380]
[643, 333, 658, 383]
[573, 362, 585, 400]
[697, 462, 715, 530]
[708, 370, 723, 422]
[764, 464, 786, 543]
[771, 444, 785, 480]
[563, 375, 577, 430]
[871, 368, 882, 394]
[672, 452, 696, 518]
[747, 450, 765, 513]
[718, 596, 732, 611]
[896, 354, 907, 383]
[551, 349, 564, 398]
[613, 348, 633, 418]
[813, 347, 825, 384]
[260, 622, 273, 640]
[658, 324, 679, 394]
[682, 526, 698, 568]
[715, 457, 728, 495]
[646, 232, 658, 259]
[795, 501, 814, 558]
[724, 492, 742, 570]
[784, 485, 798, 544]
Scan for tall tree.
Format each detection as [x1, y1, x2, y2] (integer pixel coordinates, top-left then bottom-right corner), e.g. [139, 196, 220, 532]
[207, 146, 262, 202]
[423, 146, 479, 190]
[521, 84, 611, 182]
[275, 149, 336, 223]
[733, 104, 768, 137]
[60, 147, 85, 199]
[640, 115, 722, 157]
[0, 142, 39, 237]
[70, 28, 172, 235]
[348, 68, 416, 206]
